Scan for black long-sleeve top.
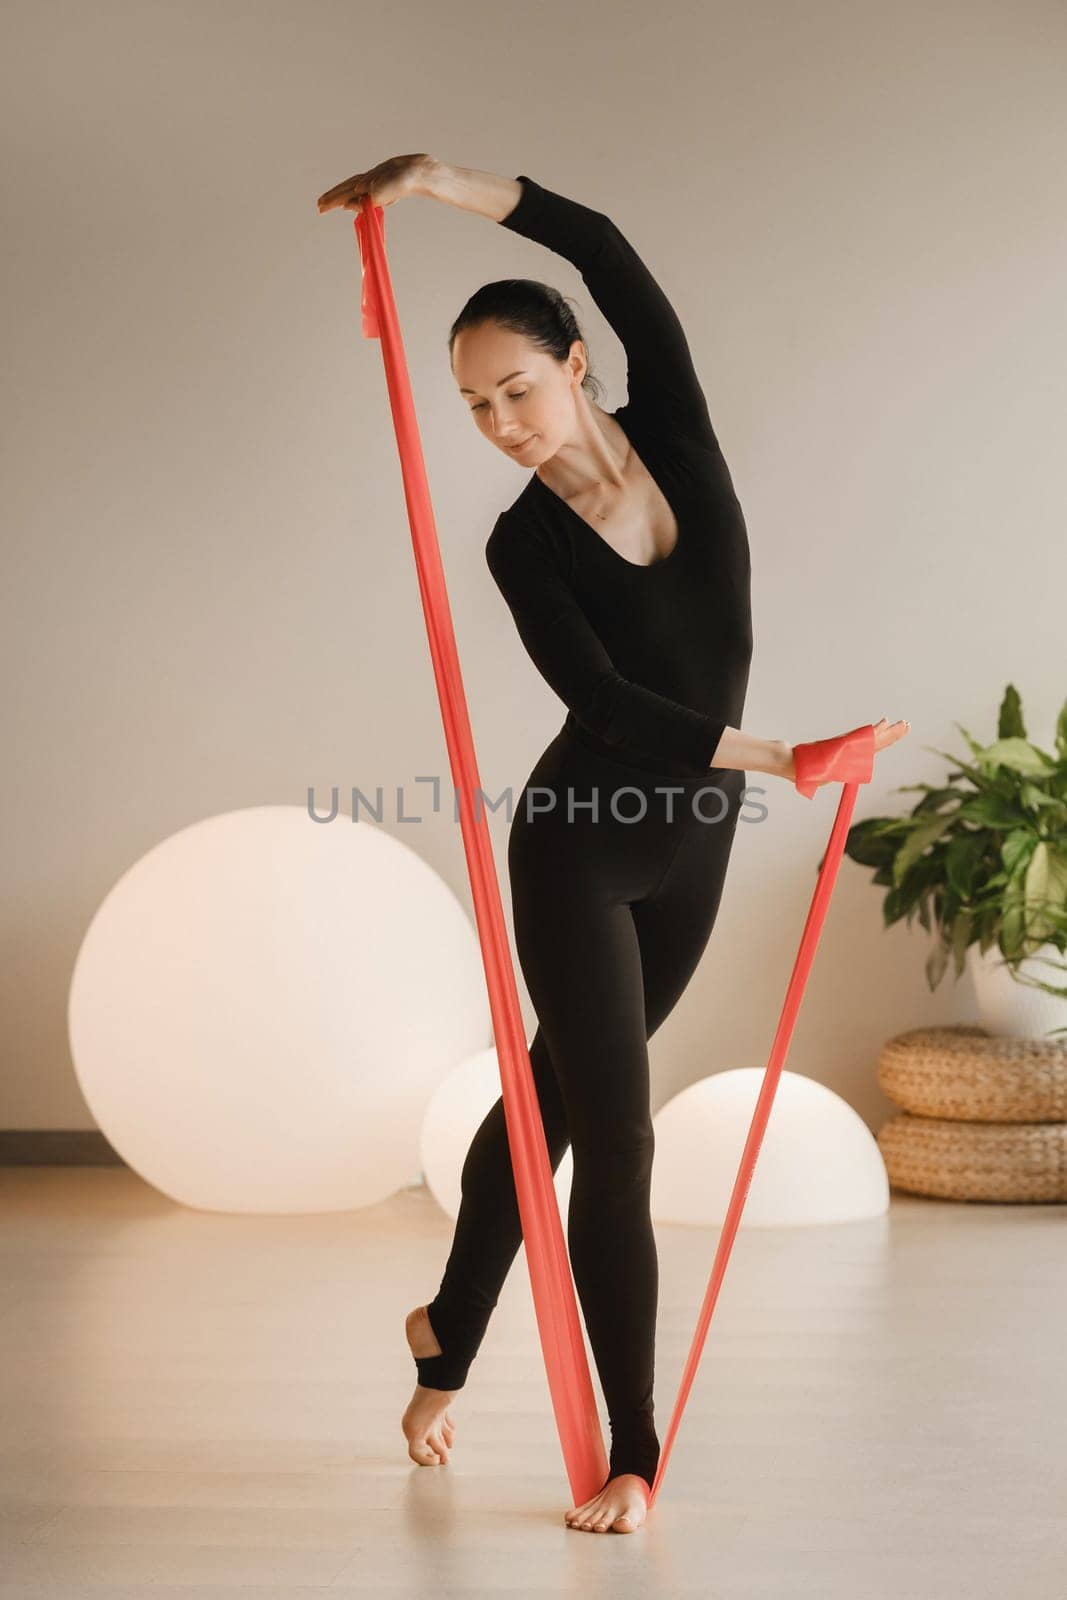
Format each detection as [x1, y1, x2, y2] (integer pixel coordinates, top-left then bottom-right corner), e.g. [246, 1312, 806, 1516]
[485, 174, 753, 782]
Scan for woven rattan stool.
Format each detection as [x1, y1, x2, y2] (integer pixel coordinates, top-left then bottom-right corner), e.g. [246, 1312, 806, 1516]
[877, 1113, 1067, 1202]
[876, 1024, 1067, 1202]
[878, 1024, 1067, 1122]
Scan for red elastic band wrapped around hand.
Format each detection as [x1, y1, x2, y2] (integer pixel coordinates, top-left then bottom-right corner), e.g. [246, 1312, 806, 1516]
[792, 723, 876, 798]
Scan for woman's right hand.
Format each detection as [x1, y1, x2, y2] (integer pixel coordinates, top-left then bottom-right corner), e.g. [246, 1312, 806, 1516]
[317, 153, 436, 214]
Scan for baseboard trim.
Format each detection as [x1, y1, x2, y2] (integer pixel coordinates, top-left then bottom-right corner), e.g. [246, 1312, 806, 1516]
[0, 1130, 127, 1165]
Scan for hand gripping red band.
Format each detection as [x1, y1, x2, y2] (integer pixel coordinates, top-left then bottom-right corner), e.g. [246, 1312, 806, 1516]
[347, 198, 876, 1512]
[793, 723, 876, 798]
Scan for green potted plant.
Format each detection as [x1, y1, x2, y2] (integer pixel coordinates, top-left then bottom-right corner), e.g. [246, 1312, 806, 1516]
[842, 685, 1067, 1040]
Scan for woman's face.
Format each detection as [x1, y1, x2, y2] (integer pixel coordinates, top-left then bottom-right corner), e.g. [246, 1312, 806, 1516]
[452, 322, 586, 466]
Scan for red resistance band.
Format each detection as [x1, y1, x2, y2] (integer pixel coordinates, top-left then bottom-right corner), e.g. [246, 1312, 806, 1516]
[350, 196, 876, 1510]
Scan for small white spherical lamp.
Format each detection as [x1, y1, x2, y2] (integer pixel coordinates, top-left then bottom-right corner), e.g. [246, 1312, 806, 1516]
[420, 1046, 573, 1222]
[652, 1068, 888, 1227]
[68, 805, 490, 1212]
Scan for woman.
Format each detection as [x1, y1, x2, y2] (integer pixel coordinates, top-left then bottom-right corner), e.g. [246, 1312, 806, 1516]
[317, 155, 909, 1535]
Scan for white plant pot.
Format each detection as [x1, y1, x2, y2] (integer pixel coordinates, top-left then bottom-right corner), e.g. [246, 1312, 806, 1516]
[966, 940, 1067, 1041]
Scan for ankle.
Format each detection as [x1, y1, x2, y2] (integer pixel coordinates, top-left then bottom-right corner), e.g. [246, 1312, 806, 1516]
[405, 1304, 443, 1359]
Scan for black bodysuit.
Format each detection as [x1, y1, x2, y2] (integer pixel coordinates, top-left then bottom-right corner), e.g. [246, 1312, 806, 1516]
[486, 173, 753, 780]
[414, 175, 754, 1495]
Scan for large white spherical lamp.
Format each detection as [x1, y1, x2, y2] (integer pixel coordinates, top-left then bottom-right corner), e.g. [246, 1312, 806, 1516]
[652, 1068, 888, 1227]
[68, 805, 490, 1212]
[420, 1046, 573, 1222]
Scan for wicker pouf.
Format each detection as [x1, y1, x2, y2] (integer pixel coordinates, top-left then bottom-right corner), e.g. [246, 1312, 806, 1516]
[877, 1112, 1067, 1203]
[878, 1024, 1067, 1122]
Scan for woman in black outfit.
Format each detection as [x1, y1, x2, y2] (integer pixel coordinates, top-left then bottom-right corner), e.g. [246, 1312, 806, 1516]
[317, 155, 908, 1535]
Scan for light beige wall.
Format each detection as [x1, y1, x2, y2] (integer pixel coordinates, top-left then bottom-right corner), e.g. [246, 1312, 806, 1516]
[3, 0, 1064, 1135]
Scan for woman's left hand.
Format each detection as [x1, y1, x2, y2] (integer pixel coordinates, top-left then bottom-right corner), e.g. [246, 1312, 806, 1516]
[786, 716, 911, 789]
[872, 716, 911, 752]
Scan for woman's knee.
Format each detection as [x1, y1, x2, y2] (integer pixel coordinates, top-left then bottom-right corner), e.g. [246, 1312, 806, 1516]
[459, 1079, 570, 1202]
[572, 1125, 656, 1194]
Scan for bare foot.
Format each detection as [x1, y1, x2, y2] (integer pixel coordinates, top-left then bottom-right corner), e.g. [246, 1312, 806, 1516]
[564, 1472, 651, 1533]
[401, 1305, 458, 1466]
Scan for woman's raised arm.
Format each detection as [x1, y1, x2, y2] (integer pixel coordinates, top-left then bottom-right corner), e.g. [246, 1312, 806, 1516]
[320, 155, 715, 445]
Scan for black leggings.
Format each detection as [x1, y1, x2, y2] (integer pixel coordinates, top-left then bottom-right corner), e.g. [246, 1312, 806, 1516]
[414, 726, 747, 1489]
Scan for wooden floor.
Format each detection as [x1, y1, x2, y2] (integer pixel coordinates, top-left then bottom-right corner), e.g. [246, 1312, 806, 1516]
[1, 1166, 1064, 1596]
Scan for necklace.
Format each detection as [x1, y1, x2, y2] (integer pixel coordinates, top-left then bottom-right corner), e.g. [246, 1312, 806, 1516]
[539, 447, 628, 523]
[593, 481, 617, 520]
